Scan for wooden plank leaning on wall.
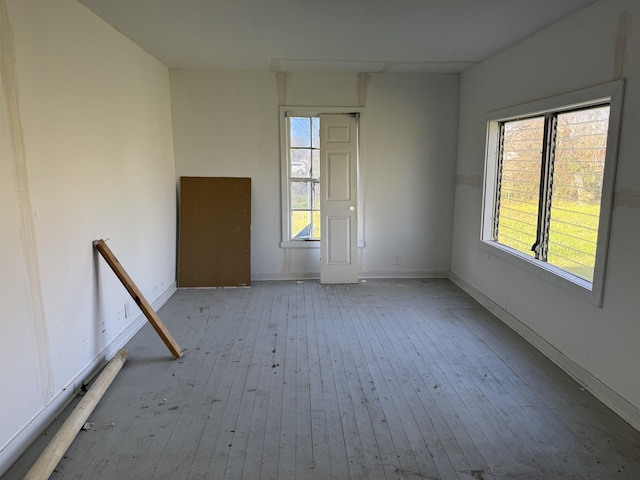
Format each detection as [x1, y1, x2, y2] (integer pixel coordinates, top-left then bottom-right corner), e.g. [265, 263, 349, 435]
[94, 239, 183, 359]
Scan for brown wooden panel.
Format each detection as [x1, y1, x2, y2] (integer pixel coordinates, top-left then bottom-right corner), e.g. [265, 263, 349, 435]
[178, 177, 251, 287]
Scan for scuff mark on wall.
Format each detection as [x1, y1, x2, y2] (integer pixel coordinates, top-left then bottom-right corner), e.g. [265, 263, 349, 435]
[269, 58, 281, 72]
[276, 71, 291, 106]
[455, 174, 482, 188]
[357, 73, 372, 107]
[614, 11, 630, 79]
[0, 0, 54, 402]
[614, 188, 640, 208]
[380, 63, 394, 73]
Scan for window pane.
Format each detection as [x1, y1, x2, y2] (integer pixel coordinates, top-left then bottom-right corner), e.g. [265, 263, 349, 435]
[312, 182, 320, 211]
[311, 211, 321, 240]
[496, 117, 544, 257]
[290, 117, 311, 147]
[291, 181, 311, 209]
[312, 117, 320, 148]
[547, 106, 609, 281]
[311, 149, 320, 180]
[291, 149, 311, 178]
[291, 210, 311, 239]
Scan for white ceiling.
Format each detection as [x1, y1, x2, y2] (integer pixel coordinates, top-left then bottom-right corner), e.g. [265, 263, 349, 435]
[79, 0, 597, 73]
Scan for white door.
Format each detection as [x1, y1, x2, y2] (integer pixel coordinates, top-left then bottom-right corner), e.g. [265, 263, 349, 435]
[320, 114, 358, 284]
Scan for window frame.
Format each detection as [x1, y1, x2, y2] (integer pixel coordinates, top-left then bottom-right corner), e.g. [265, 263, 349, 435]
[279, 106, 365, 249]
[480, 80, 625, 306]
[287, 115, 321, 242]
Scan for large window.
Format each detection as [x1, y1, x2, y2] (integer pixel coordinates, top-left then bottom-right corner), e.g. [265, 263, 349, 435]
[288, 116, 321, 241]
[481, 81, 624, 305]
[280, 106, 364, 249]
[494, 106, 610, 281]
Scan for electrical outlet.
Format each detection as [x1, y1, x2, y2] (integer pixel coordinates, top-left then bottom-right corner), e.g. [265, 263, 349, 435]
[393, 255, 401, 266]
[124, 302, 130, 319]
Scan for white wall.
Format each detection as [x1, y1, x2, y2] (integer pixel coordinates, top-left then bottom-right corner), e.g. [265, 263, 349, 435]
[170, 70, 460, 279]
[0, 0, 177, 473]
[451, 0, 640, 428]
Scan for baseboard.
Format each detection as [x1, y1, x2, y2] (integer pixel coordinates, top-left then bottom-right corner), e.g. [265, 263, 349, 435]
[251, 271, 450, 281]
[0, 282, 177, 477]
[448, 272, 640, 432]
[360, 270, 450, 279]
[252, 272, 320, 281]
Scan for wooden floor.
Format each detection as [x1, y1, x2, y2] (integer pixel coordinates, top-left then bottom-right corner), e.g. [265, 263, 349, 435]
[5, 279, 640, 479]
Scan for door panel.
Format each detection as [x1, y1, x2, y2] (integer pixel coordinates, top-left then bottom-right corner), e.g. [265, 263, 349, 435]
[320, 114, 358, 284]
[327, 152, 351, 200]
[326, 124, 351, 143]
[327, 216, 352, 264]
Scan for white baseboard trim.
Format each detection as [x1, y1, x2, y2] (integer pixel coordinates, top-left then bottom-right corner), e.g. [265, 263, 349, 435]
[360, 270, 449, 279]
[448, 272, 640, 432]
[251, 271, 450, 281]
[0, 282, 177, 477]
[252, 272, 320, 281]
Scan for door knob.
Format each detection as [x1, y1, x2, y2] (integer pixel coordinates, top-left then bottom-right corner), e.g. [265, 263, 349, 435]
[349, 206, 355, 211]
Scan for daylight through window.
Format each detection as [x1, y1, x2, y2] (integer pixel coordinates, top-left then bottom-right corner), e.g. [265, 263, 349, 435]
[482, 81, 625, 306]
[288, 117, 320, 240]
[494, 105, 610, 282]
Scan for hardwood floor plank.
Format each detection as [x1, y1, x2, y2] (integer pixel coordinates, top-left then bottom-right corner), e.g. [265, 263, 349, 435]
[303, 284, 332, 479]
[352, 307, 446, 480]
[333, 307, 391, 480]
[322, 306, 370, 479]
[242, 284, 279, 480]
[293, 283, 314, 480]
[387, 308, 502, 480]
[186, 289, 255, 479]
[223, 285, 271, 480]
[260, 283, 289, 480]
[420, 308, 574, 478]
[358, 307, 455, 479]
[311, 287, 351, 479]
[442, 307, 635, 480]
[371, 307, 482, 480]
[414, 307, 584, 479]
[408, 310, 547, 478]
[403, 307, 551, 479]
[276, 284, 299, 480]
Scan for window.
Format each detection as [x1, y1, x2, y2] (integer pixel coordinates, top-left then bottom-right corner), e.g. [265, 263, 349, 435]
[280, 106, 364, 249]
[287, 116, 321, 241]
[481, 81, 624, 305]
[495, 106, 610, 280]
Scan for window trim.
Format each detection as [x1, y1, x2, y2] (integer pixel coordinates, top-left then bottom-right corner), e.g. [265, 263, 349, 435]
[480, 80, 625, 306]
[279, 106, 365, 249]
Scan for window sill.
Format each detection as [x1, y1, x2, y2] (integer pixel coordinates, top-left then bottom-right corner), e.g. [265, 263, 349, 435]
[280, 241, 321, 249]
[478, 240, 603, 307]
[280, 240, 366, 249]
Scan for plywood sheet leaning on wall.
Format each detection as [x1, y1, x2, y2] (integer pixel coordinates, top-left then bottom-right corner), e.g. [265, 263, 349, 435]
[93, 239, 183, 359]
[178, 177, 251, 287]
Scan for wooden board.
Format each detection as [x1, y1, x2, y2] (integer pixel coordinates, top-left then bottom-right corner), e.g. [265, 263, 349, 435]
[178, 177, 251, 287]
[93, 239, 182, 359]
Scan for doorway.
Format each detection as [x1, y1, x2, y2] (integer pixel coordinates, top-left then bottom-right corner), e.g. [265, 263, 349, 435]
[281, 109, 360, 283]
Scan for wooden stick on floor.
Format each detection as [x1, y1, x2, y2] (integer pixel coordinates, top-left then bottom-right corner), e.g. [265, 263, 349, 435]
[24, 348, 130, 480]
[94, 239, 183, 359]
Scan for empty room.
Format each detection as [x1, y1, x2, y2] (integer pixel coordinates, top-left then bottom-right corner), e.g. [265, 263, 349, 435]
[1, 0, 639, 479]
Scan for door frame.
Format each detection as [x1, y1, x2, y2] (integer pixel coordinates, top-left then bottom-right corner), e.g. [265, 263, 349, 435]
[278, 106, 365, 252]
